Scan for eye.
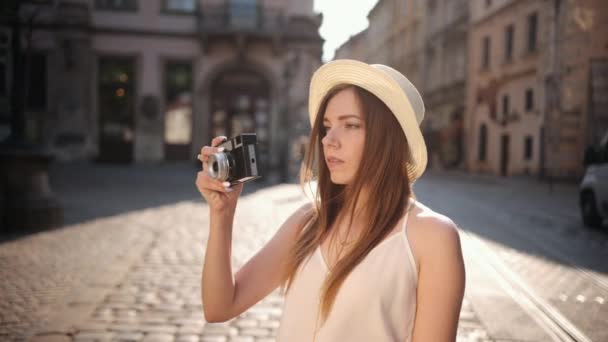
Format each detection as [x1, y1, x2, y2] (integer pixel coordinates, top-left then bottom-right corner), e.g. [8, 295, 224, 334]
[346, 123, 360, 129]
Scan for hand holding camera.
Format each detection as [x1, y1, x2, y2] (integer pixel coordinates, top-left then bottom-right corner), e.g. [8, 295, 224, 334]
[195, 133, 261, 212]
[196, 136, 243, 212]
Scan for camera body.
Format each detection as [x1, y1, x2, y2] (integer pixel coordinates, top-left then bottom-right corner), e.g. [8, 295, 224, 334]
[207, 133, 262, 185]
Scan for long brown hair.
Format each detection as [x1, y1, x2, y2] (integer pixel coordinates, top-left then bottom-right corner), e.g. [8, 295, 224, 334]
[279, 84, 415, 326]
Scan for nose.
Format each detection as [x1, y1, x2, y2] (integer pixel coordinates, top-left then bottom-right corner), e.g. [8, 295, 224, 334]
[322, 128, 339, 148]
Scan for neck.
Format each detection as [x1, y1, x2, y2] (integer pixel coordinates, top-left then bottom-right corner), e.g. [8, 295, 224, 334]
[338, 185, 370, 226]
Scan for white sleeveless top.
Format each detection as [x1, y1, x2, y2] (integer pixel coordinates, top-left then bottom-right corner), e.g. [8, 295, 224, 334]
[277, 199, 418, 341]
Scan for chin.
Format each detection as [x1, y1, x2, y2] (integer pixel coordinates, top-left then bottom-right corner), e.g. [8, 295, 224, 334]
[330, 173, 351, 185]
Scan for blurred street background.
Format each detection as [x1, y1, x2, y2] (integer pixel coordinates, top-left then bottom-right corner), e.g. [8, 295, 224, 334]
[1, 0, 607, 341]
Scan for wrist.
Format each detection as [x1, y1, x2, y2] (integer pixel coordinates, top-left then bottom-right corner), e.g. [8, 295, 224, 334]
[210, 206, 236, 219]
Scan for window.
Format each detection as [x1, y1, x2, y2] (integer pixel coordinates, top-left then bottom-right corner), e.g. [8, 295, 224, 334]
[478, 124, 487, 162]
[505, 24, 514, 62]
[164, 61, 193, 145]
[482, 36, 491, 70]
[25, 52, 47, 110]
[524, 136, 533, 160]
[525, 88, 534, 111]
[95, 0, 138, 11]
[230, 0, 259, 28]
[527, 12, 538, 52]
[163, 0, 196, 14]
[502, 94, 510, 118]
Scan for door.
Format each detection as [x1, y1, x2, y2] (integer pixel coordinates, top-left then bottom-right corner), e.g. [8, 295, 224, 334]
[97, 57, 136, 163]
[500, 134, 510, 177]
[210, 69, 270, 171]
[596, 134, 608, 215]
[164, 61, 193, 161]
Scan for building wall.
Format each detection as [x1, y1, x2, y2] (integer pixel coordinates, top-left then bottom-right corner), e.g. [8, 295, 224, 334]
[466, 0, 547, 177]
[91, 34, 202, 162]
[543, 0, 608, 180]
[334, 29, 368, 62]
[88, 0, 197, 33]
[366, 0, 392, 65]
[423, 0, 469, 170]
[5, 0, 322, 182]
[392, 0, 425, 91]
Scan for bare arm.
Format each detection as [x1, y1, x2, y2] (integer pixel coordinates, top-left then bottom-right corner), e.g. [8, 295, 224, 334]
[201, 207, 237, 322]
[411, 217, 465, 342]
[202, 202, 313, 322]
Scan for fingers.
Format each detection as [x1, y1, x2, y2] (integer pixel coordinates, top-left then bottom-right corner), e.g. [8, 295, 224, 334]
[196, 171, 233, 193]
[198, 146, 225, 164]
[211, 136, 228, 147]
[198, 136, 228, 163]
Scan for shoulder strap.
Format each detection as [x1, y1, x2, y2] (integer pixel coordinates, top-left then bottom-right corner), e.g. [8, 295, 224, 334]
[401, 197, 415, 233]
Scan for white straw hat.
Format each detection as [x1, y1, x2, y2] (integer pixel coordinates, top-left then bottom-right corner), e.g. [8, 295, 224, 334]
[308, 59, 428, 181]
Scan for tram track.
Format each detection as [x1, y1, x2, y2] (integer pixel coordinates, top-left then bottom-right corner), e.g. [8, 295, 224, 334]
[462, 230, 593, 342]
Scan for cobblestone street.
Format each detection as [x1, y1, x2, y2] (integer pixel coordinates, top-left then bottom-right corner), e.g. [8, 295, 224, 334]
[0, 161, 597, 341]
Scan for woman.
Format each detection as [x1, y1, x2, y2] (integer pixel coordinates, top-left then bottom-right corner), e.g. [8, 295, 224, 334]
[197, 60, 465, 341]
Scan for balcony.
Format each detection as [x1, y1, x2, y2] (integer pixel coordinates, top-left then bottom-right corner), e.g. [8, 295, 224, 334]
[198, 3, 286, 36]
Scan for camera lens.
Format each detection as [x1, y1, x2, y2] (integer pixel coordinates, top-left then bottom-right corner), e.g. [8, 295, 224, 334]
[207, 152, 230, 181]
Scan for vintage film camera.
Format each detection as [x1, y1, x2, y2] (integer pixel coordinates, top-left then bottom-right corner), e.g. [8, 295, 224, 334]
[207, 133, 262, 185]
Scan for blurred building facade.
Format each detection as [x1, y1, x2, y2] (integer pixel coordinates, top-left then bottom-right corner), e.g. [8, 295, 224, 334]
[328, 0, 608, 181]
[423, 0, 468, 170]
[466, 0, 546, 177]
[0, 0, 323, 181]
[335, 0, 427, 88]
[466, 0, 608, 179]
[334, 28, 368, 62]
[542, 0, 608, 179]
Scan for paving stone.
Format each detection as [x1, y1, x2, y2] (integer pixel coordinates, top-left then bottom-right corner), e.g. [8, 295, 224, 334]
[142, 333, 175, 342]
[239, 328, 270, 337]
[234, 319, 258, 329]
[176, 324, 204, 334]
[73, 331, 115, 341]
[29, 333, 72, 342]
[200, 337, 227, 342]
[138, 325, 178, 334]
[228, 337, 254, 342]
[175, 335, 200, 342]
[114, 332, 145, 341]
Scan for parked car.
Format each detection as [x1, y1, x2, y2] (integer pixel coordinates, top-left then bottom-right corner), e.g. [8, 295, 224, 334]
[580, 131, 608, 228]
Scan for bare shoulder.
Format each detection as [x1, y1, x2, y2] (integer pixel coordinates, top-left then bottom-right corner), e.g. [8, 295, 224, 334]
[406, 199, 462, 263]
[293, 201, 315, 222]
[285, 201, 315, 233]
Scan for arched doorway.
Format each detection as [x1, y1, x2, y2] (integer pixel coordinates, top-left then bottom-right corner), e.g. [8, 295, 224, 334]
[209, 68, 271, 170]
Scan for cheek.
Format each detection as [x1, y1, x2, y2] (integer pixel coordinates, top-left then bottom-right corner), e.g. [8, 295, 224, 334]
[351, 132, 366, 163]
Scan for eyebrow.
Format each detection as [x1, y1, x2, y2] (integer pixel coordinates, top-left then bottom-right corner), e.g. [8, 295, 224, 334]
[323, 114, 362, 122]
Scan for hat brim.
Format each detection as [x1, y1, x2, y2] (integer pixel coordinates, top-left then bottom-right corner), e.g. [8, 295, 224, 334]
[308, 60, 428, 181]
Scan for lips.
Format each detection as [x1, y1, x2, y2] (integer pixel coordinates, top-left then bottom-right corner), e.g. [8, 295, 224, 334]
[326, 156, 344, 168]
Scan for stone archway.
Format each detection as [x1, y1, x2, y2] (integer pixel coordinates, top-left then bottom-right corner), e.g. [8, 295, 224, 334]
[209, 68, 272, 171]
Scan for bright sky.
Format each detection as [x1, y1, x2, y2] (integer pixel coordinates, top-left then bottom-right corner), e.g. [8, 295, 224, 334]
[314, 0, 379, 61]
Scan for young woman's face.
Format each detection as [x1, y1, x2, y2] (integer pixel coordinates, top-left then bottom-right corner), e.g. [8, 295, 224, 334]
[321, 87, 366, 185]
